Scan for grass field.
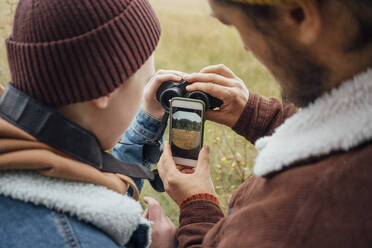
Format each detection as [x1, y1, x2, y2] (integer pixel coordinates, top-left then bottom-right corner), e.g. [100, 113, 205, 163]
[172, 129, 201, 150]
[0, 0, 280, 225]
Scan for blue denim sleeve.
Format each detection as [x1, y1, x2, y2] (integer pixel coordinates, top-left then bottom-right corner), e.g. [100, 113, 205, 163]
[112, 108, 163, 193]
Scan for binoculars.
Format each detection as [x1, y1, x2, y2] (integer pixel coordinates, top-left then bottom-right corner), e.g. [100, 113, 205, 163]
[156, 80, 223, 111]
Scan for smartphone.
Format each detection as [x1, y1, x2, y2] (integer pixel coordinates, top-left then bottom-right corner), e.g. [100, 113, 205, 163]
[169, 97, 205, 167]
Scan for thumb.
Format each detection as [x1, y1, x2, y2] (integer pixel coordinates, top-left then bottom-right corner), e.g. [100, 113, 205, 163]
[196, 145, 210, 175]
[143, 196, 162, 222]
[158, 142, 179, 179]
[143, 208, 149, 218]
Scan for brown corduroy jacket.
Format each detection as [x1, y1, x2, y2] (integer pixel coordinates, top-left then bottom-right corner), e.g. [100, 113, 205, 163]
[177, 85, 372, 247]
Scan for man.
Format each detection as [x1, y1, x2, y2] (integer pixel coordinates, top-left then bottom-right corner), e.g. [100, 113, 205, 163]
[153, 0, 372, 247]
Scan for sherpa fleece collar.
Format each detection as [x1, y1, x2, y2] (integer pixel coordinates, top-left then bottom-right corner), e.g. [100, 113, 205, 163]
[0, 171, 151, 247]
[254, 69, 372, 177]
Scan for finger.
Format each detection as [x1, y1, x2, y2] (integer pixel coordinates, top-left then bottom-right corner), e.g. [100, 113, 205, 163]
[143, 208, 149, 218]
[150, 74, 182, 88]
[156, 70, 187, 77]
[200, 64, 236, 78]
[143, 196, 162, 221]
[196, 145, 210, 175]
[147, 74, 182, 97]
[157, 142, 180, 180]
[184, 73, 234, 87]
[186, 82, 230, 102]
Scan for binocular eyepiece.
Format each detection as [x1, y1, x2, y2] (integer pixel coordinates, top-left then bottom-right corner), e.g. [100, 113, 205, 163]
[156, 80, 223, 111]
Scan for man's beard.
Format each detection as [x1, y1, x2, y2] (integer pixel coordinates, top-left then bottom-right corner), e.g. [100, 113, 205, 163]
[270, 43, 329, 108]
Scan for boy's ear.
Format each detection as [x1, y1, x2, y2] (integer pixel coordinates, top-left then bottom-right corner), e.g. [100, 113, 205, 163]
[92, 94, 111, 109]
[285, 0, 322, 45]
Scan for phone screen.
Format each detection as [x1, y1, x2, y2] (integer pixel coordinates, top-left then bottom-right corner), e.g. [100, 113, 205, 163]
[170, 106, 203, 162]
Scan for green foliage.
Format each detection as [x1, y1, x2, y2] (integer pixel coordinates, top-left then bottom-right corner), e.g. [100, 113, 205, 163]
[173, 118, 201, 132]
[0, 0, 281, 226]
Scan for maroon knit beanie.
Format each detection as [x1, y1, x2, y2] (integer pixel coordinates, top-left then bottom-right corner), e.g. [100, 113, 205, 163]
[6, 0, 161, 107]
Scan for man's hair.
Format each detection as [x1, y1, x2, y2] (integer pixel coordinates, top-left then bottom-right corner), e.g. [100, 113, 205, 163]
[218, 0, 372, 51]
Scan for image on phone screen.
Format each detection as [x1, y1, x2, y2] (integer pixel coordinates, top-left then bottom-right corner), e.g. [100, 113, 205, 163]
[171, 106, 203, 163]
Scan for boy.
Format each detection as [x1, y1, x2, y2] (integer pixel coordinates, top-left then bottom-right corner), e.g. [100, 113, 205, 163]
[0, 0, 180, 247]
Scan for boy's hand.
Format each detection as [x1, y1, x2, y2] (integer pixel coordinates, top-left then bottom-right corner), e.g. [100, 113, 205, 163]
[143, 197, 177, 248]
[143, 70, 185, 120]
[184, 64, 249, 128]
[157, 142, 216, 205]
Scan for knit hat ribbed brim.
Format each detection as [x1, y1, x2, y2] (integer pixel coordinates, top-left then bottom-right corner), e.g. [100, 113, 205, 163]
[6, 0, 161, 107]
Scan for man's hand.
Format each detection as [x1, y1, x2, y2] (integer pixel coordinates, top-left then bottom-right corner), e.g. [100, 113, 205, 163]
[143, 70, 185, 120]
[184, 64, 249, 128]
[143, 197, 177, 248]
[157, 142, 216, 205]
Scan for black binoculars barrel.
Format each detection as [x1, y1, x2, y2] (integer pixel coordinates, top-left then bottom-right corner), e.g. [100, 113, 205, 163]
[156, 80, 223, 111]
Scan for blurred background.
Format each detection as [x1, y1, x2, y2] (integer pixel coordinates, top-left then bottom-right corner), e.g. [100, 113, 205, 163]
[0, 0, 280, 224]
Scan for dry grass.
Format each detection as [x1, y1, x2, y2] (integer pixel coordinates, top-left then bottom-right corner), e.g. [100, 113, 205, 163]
[0, 0, 17, 86]
[172, 129, 201, 150]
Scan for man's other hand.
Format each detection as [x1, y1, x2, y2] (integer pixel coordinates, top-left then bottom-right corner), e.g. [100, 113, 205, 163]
[143, 197, 177, 248]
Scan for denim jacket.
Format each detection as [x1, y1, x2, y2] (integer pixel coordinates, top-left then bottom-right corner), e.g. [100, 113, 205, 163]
[113, 108, 163, 192]
[0, 108, 162, 248]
